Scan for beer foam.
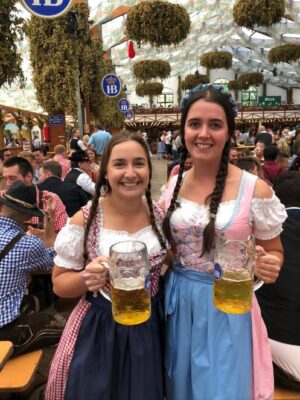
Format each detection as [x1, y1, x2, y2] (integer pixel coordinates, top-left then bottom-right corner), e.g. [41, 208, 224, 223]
[113, 276, 145, 291]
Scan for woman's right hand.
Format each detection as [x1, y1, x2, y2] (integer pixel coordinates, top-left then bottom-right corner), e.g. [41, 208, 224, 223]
[81, 256, 109, 293]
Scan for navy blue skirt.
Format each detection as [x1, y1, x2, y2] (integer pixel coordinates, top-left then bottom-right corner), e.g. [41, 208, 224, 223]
[64, 290, 164, 400]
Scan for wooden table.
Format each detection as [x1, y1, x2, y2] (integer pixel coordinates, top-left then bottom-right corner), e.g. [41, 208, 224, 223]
[237, 145, 255, 150]
[0, 342, 13, 371]
[0, 349, 43, 392]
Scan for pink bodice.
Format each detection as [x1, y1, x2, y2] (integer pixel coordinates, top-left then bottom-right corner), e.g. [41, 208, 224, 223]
[166, 171, 258, 273]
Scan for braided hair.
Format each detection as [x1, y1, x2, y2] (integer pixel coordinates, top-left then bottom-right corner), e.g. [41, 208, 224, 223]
[83, 132, 166, 262]
[163, 86, 236, 255]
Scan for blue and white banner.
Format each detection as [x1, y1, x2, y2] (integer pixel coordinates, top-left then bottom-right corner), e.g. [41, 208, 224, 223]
[102, 74, 121, 98]
[20, 0, 75, 19]
[118, 98, 130, 113]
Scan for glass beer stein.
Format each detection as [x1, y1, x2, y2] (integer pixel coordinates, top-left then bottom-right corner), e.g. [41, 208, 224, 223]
[101, 241, 151, 326]
[213, 235, 263, 314]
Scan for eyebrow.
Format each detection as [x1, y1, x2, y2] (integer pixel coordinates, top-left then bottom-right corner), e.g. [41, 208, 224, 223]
[111, 157, 146, 162]
[188, 117, 224, 123]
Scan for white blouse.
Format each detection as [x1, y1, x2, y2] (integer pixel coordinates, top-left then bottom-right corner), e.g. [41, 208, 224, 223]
[54, 212, 162, 271]
[171, 194, 287, 240]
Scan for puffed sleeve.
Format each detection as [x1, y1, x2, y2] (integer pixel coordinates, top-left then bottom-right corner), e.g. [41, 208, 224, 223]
[54, 222, 85, 270]
[251, 194, 287, 240]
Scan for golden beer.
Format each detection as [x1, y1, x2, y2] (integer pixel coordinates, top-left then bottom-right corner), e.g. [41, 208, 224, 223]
[111, 277, 151, 325]
[213, 269, 253, 314]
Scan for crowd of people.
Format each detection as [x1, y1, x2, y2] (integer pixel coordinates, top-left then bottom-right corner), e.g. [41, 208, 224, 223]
[0, 84, 299, 399]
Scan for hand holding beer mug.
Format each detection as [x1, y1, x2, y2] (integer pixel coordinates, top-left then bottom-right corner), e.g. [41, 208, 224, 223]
[101, 241, 151, 326]
[213, 235, 263, 314]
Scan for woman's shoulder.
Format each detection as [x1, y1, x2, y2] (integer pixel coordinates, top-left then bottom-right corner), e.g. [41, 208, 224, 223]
[70, 201, 98, 227]
[69, 209, 85, 227]
[253, 177, 273, 200]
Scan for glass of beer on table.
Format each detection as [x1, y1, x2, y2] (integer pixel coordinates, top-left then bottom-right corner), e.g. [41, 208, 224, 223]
[102, 240, 151, 326]
[213, 235, 263, 314]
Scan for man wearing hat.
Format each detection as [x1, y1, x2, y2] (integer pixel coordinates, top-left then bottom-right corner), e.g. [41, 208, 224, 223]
[0, 181, 65, 356]
[2, 156, 67, 232]
[64, 150, 95, 196]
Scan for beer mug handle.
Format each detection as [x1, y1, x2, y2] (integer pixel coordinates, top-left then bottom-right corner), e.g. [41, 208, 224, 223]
[98, 262, 112, 302]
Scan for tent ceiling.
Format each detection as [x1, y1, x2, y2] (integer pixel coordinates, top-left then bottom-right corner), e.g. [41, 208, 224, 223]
[93, 0, 300, 92]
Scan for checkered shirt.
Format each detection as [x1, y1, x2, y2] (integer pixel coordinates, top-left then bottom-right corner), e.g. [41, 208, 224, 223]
[0, 216, 55, 328]
[0, 188, 68, 233]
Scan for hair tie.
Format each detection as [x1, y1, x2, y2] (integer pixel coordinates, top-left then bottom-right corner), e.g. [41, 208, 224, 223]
[210, 213, 216, 220]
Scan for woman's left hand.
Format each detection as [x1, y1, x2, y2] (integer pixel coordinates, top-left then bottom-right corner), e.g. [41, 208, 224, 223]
[255, 245, 282, 284]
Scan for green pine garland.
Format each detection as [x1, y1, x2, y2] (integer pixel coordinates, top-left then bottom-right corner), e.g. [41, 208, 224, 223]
[0, 0, 25, 88]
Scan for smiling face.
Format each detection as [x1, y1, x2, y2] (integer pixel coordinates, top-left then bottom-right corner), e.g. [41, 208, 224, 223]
[105, 140, 150, 200]
[87, 149, 96, 163]
[184, 99, 229, 165]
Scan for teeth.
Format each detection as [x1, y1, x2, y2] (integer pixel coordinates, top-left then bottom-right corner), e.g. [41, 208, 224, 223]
[122, 182, 138, 187]
[196, 144, 212, 148]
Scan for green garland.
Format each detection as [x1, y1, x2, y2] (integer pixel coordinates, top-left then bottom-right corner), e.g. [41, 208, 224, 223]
[238, 72, 264, 89]
[0, 0, 24, 88]
[125, 0, 191, 47]
[200, 51, 232, 70]
[181, 73, 209, 90]
[228, 80, 242, 91]
[268, 44, 300, 64]
[233, 0, 285, 29]
[136, 82, 163, 97]
[133, 60, 171, 81]
[26, 4, 123, 128]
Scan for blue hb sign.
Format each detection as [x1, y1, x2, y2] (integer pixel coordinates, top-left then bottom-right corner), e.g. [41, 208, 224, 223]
[102, 74, 121, 98]
[125, 110, 133, 120]
[118, 98, 130, 113]
[20, 0, 75, 19]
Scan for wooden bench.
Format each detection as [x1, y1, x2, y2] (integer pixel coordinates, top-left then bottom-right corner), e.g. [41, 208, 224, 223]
[274, 385, 300, 399]
[0, 342, 13, 371]
[0, 349, 43, 393]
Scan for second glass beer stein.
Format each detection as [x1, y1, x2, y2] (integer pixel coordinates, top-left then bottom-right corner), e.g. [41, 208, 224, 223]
[213, 235, 262, 314]
[106, 240, 151, 326]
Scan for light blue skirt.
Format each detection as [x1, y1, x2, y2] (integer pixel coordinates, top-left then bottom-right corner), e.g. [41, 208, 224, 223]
[165, 266, 253, 400]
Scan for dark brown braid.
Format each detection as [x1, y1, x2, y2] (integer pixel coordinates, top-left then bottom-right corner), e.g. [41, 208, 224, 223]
[162, 146, 188, 241]
[145, 182, 166, 250]
[201, 140, 230, 255]
[82, 176, 105, 263]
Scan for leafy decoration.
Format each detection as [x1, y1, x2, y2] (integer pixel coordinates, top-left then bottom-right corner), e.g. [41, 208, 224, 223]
[233, 0, 285, 29]
[133, 60, 171, 81]
[0, 0, 25, 88]
[228, 80, 243, 91]
[181, 73, 209, 90]
[136, 82, 163, 107]
[200, 51, 232, 70]
[238, 72, 264, 89]
[26, 3, 123, 128]
[136, 82, 163, 97]
[125, 0, 191, 48]
[268, 44, 300, 64]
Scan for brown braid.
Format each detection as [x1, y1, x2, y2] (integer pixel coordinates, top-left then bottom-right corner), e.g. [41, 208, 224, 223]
[162, 146, 188, 241]
[201, 140, 230, 255]
[145, 182, 166, 250]
[82, 177, 105, 263]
